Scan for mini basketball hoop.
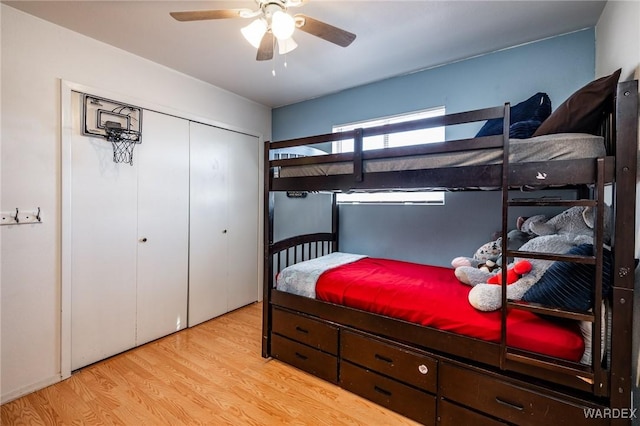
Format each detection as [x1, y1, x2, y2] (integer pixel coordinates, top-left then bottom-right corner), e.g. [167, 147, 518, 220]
[105, 122, 141, 165]
[82, 94, 143, 166]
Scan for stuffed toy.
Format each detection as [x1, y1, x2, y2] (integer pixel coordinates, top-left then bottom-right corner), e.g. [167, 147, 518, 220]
[451, 229, 533, 270]
[453, 229, 533, 285]
[526, 206, 610, 243]
[486, 260, 532, 285]
[451, 239, 500, 269]
[479, 258, 500, 273]
[457, 205, 605, 311]
[517, 214, 548, 235]
[467, 234, 594, 311]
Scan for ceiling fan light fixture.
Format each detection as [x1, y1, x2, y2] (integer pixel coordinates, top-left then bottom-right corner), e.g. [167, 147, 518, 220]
[271, 10, 295, 40]
[171, 1, 357, 63]
[278, 37, 298, 54]
[241, 18, 267, 48]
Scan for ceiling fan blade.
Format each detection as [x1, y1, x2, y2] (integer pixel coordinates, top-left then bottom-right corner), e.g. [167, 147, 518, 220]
[169, 9, 249, 22]
[256, 32, 274, 61]
[295, 14, 356, 47]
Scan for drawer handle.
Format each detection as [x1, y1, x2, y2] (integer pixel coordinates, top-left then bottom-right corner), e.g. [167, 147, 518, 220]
[495, 397, 524, 411]
[374, 386, 392, 397]
[295, 326, 309, 334]
[295, 352, 308, 361]
[374, 353, 394, 364]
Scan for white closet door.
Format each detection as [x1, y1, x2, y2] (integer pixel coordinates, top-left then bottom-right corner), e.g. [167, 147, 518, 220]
[188, 122, 230, 326]
[136, 111, 189, 345]
[226, 131, 259, 311]
[70, 92, 137, 370]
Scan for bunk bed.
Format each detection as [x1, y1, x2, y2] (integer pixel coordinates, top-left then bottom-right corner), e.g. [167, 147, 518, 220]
[262, 79, 638, 425]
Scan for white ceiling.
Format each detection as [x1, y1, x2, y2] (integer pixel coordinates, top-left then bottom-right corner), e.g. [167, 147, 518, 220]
[4, 0, 606, 108]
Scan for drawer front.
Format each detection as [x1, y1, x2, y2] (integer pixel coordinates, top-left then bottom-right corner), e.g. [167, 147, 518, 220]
[340, 361, 436, 426]
[272, 308, 338, 355]
[271, 334, 338, 383]
[341, 329, 437, 393]
[438, 400, 507, 426]
[440, 363, 608, 426]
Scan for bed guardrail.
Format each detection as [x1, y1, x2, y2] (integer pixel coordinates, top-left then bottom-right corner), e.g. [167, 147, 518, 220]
[270, 232, 338, 276]
[266, 104, 509, 192]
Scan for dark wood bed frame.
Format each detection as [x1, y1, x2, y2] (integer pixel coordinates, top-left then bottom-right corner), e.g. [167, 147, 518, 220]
[262, 80, 639, 425]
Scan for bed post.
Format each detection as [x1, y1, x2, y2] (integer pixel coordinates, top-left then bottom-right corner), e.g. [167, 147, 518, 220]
[262, 140, 275, 358]
[332, 193, 339, 251]
[609, 80, 638, 419]
[353, 128, 364, 183]
[499, 102, 510, 370]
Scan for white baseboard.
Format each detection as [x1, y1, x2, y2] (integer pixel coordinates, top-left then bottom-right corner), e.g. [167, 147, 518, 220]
[1, 374, 62, 404]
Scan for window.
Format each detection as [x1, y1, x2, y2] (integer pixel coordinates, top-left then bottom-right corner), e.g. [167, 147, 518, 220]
[333, 107, 446, 205]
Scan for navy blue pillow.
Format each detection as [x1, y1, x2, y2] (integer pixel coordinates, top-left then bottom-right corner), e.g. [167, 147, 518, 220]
[522, 244, 612, 311]
[476, 92, 551, 138]
[509, 120, 542, 139]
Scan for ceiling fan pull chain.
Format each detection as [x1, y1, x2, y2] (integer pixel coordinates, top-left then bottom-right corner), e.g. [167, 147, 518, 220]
[272, 35, 277, 76]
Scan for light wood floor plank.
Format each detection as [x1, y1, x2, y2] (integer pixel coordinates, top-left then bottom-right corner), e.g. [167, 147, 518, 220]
[1, 302, 419, 425]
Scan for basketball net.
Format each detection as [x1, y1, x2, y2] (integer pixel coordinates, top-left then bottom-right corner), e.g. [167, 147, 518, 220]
[106, 128, 140, 166]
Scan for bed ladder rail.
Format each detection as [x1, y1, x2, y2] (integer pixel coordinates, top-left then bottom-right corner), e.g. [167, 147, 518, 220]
[499, 156, 608, 396]
[506, 300, 595, 322]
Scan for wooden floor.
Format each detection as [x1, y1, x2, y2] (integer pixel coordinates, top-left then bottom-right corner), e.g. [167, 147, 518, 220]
[1, 302, 418, 425]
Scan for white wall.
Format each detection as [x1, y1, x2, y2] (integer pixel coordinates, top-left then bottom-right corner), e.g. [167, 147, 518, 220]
[596, 0, 640, 254]
[596, 1, 640, 83]
[0, 5, 270, 402]
[594, 0, 640, 391]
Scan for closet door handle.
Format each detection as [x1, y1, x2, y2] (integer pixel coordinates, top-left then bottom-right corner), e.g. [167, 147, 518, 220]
[139, 237, 148, 243]
[222, 229, 227, 234]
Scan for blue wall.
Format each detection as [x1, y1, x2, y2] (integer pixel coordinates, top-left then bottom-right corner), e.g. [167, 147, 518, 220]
[273, 29, 595, 140]
[271, 29, 596, 266]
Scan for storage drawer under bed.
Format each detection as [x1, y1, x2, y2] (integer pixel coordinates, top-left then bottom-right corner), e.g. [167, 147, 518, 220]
[340, 361, 436, 425]
[438, 399, 507, 426]
[439, 362, 608, 426]
[270, 334, 338, 383]
[340, 329, 437, 393]
[272, 308, 339, 355]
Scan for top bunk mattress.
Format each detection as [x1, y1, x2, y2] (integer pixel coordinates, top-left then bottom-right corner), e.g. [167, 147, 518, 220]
[277, 133, 605, 178]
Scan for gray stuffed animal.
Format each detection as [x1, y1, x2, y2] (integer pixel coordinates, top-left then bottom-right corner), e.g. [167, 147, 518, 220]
[466, 233, 593, 311]
[527, 206, 610, 243]
[455, 205, 605, 311]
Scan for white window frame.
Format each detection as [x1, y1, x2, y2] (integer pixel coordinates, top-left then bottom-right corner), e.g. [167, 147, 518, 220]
[333, 107, 446, 205]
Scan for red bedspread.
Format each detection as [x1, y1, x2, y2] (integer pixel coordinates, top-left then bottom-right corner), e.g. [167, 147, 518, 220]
[316, 257, 584, 361]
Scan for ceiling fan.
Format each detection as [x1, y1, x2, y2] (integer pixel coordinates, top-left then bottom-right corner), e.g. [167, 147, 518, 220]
[170, 0, 356, 61]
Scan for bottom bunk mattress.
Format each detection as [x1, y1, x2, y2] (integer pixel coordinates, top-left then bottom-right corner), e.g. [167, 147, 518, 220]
[276, 253, 584, 362]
